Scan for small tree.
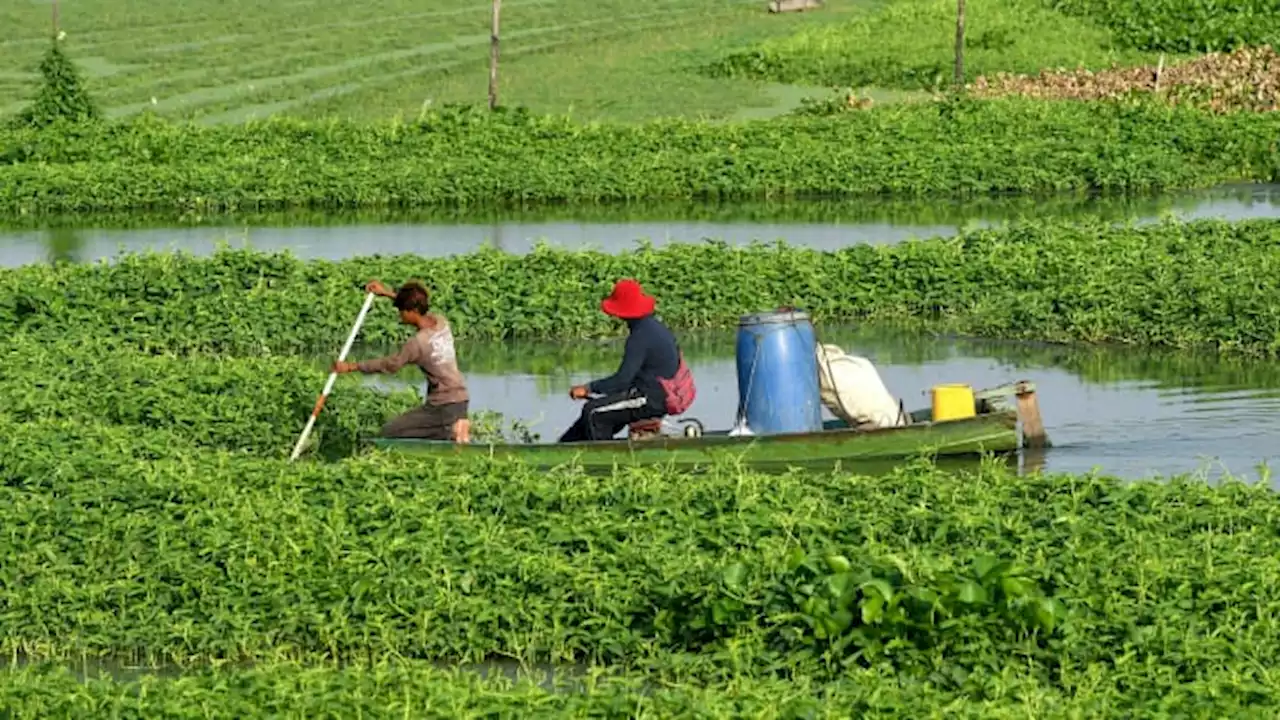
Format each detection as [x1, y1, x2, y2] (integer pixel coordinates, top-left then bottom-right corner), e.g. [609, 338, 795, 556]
[15, 35, 101, 129]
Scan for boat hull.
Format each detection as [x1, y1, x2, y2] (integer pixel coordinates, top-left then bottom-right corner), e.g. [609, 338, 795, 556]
[369, 410, 1019, 471]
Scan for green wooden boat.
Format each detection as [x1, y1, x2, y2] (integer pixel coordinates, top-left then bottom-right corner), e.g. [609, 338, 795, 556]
[369, 381, 1047, 471]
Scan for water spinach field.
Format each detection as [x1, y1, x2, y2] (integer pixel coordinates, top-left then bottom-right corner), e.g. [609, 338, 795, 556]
[8, 0, 1280, 714]
[5, 219, 1280, 715]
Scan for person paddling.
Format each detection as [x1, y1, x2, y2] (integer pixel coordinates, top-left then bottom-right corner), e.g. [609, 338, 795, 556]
[333, 279, 471, 443]
[559, 279, 695, 442]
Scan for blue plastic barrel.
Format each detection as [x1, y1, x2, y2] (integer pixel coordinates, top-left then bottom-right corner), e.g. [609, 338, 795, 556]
[735, 309, 822, 435]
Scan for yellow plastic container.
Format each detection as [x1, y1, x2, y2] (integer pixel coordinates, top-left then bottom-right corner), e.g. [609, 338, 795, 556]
[931, 383, 976, 422]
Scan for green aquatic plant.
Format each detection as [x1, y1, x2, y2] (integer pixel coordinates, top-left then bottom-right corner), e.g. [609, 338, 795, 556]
[5, 217, 1280, 357]
[3, 213, 1280, 714]
[653, 547, 1068, 671]
[0, 336, 417, 458]
[3, 429, 1280, 692]
[2, 656, 1274, 718]
[1045, 0, 1280, 53]
[0, 98, 1276, 214]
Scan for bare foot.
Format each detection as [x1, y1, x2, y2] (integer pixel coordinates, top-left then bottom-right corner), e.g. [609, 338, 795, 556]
[452, 418, 471, 444]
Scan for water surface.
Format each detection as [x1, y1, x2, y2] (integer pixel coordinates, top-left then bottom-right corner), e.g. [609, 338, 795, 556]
[6, 183, 1280, 266]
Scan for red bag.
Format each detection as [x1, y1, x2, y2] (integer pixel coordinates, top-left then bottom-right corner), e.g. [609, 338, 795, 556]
[658, 353, 696, 416]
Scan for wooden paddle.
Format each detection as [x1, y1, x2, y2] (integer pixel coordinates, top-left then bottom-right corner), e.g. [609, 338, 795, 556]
[288, 291, 377, 461]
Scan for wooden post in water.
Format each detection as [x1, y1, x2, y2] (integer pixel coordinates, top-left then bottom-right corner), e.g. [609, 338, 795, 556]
[953, 0, 965, 88]
[489, 0, 501, 110]
[1014, 381, 1047, 450]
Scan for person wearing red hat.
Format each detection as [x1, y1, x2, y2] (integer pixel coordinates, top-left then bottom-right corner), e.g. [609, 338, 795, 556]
[559, 278, 696, 442]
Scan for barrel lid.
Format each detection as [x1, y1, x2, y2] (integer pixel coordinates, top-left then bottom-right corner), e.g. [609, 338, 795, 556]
[739, 308, 811, 326]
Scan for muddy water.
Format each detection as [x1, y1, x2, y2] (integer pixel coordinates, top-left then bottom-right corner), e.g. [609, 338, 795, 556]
[355, 325, 1280, 483]
[4, 183, 1280, 266]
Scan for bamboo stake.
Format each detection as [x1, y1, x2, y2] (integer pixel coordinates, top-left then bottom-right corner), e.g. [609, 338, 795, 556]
[954, 0, 966, 88]
[289, 292, 377, 461]
[489, 0, 502, 110]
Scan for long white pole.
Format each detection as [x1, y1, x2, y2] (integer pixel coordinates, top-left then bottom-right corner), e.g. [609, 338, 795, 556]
[289, 292, 377, 461]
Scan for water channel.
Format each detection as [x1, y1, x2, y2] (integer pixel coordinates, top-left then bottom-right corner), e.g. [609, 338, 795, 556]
[4, 182, 1280, 266]
[5, 183, 1279, 482]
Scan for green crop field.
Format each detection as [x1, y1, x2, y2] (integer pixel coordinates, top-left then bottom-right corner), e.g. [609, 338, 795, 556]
[709, 0, 1165, 89]
[4, 221, 1280, 713]
[7, 218, 1280, 356]
[7, 0, 1280, 217]
[5, 0, 1272, 126]
[709, 0, 1280, 89]
[7, 0, 1280, 711]
[3, 414, 1280, 715]
[0, 0, 875, 123]
[4, 98, 1278, 214]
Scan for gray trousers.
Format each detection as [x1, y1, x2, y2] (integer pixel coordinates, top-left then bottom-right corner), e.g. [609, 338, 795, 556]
[381, 401, 469, 440]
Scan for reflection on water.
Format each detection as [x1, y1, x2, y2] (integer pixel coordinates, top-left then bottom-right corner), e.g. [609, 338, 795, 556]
[347, 325, 1280, 483]
[5, 183, 1280, 266]
[44, 228, 85, 264]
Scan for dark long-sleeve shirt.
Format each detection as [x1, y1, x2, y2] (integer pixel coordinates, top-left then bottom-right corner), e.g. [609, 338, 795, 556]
[588, 315, 679, 408]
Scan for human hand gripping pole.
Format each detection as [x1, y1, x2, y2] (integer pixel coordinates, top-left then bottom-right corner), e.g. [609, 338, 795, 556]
[288, 291, 378, 461]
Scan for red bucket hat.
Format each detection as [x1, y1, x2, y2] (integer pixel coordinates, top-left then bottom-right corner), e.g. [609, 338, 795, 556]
[601, 279, 656, 319]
